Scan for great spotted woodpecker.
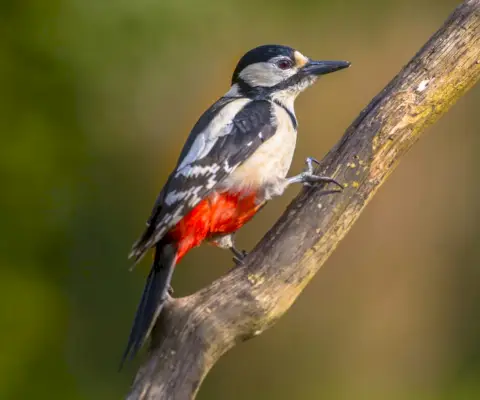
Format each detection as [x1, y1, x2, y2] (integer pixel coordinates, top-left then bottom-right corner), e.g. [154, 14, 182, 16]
[122, 44, 350, 363]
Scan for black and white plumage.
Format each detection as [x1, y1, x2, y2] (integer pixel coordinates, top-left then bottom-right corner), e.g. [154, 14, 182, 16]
[130, 45, 349, 262]
[122, 44, 350, 364]
[130, 98, 277, 261]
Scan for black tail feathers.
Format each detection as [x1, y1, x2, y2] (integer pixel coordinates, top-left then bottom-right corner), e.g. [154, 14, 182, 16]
[120, 242, 176, 367]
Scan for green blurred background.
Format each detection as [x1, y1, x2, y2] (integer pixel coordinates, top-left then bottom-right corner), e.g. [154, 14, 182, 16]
[1, 0, 479, 399]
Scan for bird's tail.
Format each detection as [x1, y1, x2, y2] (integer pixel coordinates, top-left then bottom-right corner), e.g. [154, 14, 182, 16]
[120, 242, 176, 367]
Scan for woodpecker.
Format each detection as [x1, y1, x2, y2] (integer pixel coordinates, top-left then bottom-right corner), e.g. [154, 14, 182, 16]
[122, 44, 350, 363]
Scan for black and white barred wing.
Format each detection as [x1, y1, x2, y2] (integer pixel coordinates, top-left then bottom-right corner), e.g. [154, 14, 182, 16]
[130, 99, 276, 261]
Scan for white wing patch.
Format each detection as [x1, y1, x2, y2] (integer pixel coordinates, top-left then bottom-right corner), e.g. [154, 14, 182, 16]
[164, 190, 188, 206]
[187, 186, 202, 207]
[206, 175, 217, 189]
[157, 204, 185, 235]
[175, 163, 220, 178]
[164, 185, 205, 206]
[177, 133, 206, 170]
[176, 98, 251, 172]
[223, 160, 235, 173]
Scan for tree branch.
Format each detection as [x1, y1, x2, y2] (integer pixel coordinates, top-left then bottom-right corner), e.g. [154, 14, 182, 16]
[127, 1, 480, 399]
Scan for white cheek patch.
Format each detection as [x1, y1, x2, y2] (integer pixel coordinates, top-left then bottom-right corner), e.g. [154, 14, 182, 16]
[239, 62, 296, 87]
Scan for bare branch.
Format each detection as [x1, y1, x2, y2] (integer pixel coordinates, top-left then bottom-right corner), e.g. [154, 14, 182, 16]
[127, 1, 480, 399]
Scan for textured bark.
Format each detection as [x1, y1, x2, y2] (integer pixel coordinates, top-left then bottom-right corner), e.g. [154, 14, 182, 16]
[127, 1, 480, 399]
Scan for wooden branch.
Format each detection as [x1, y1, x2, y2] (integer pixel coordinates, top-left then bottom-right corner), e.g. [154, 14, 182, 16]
[127, 1, 480, 399]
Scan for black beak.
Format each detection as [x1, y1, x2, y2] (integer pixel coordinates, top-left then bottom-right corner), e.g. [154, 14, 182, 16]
[302, 60, 351, 76]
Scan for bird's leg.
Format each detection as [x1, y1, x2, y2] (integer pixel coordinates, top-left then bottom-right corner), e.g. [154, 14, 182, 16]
[230, 242, 248, 266]
[287, 157, 343, 189]
[231, 245, 248, 266]
[210, 233, 249, 265]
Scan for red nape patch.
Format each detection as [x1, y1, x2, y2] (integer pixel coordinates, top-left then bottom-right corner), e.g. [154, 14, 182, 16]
[167, 191, 262, 263]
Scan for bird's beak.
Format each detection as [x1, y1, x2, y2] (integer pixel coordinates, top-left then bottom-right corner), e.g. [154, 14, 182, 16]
[302, 60, 351, 76]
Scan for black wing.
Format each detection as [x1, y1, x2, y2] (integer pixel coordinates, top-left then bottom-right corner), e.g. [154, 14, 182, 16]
[130, 98, 276, 261]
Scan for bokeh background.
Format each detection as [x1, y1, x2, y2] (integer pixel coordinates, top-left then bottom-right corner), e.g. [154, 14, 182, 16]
[1, 0, 479, 399]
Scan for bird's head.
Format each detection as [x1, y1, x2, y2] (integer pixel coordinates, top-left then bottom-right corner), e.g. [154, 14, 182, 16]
[230, 44, 350, 104]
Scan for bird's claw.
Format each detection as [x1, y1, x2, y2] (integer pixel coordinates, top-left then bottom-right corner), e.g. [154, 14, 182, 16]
[305, 156, 321, 173]
[231, 247, 248, 266]
[289, 157, 343, 190]
[300, 173, 343, 190]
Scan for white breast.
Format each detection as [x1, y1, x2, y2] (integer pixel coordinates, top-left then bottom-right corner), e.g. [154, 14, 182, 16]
[222, 103, 297, 198]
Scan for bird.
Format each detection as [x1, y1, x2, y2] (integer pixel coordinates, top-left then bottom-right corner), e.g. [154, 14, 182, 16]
[122, 44, 350, 364]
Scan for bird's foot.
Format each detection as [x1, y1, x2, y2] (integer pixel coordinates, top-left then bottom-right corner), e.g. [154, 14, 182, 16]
[231, 246, 248, 266]
[288, 157, 343, 189]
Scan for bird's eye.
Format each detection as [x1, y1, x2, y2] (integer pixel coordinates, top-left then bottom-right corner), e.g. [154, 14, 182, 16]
[276, 59, 293, 70]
